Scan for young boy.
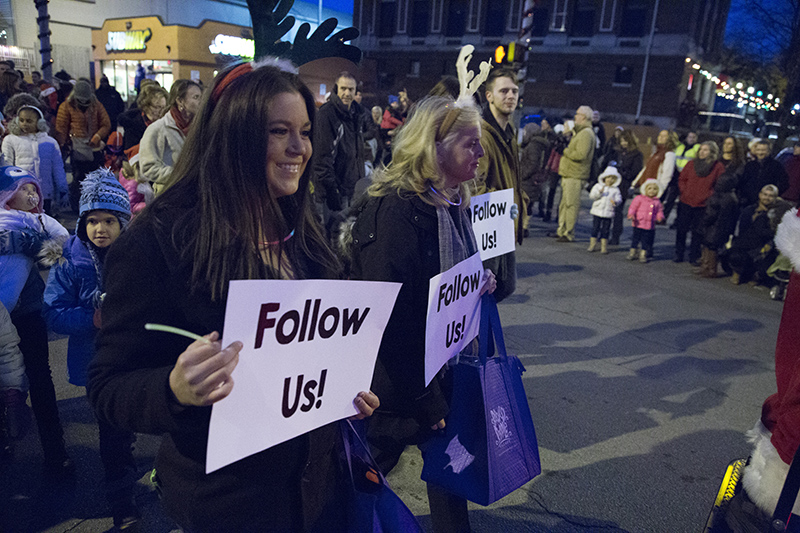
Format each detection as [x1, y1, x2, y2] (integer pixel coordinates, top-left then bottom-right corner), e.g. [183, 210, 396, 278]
[0, 165, 72, 476]
[43, 168, 138, 528]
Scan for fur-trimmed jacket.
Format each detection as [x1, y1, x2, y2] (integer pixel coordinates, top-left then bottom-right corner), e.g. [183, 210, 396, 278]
[589, 175, 622, 218]
[2, 133, 67, 202]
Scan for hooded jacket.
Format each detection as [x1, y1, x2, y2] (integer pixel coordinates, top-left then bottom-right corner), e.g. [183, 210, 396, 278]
[311, 93, 365, 207]
[627, 180, 664, 230]
[2, 132, 67, 202]
[589, 171, 623, 218]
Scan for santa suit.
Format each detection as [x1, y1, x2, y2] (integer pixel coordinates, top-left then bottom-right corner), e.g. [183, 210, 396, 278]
[742, 207, 800, 515]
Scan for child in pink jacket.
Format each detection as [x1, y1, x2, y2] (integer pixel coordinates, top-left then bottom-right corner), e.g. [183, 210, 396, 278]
[627, 179, 664, 263]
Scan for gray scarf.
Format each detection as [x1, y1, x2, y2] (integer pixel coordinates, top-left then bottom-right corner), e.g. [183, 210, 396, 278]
[694, 157, 715, 177]
[436, 202, 478, 272]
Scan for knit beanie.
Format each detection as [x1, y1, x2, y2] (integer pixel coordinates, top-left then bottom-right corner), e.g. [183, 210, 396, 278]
[0, 166, 43, 212]
[72, 80, 94, 106]
[77, 168, 131, 241]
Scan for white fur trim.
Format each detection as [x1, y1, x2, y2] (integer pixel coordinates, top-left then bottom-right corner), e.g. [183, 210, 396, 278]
[742, 420, 800, 515]
[776, 208, 800, 270]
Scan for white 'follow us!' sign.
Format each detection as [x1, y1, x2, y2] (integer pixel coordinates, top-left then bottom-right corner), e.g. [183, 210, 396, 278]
[470, 189, 516, 261]
[207, 279, 401, 473]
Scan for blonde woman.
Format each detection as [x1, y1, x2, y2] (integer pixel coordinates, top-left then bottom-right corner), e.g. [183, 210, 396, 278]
[349, 96, 496, 533]
[633, 129, 679, 194]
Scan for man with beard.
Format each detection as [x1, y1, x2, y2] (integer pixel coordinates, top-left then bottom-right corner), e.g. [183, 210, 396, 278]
[474, 68, 526, 302]
[312, 71, 365, 233]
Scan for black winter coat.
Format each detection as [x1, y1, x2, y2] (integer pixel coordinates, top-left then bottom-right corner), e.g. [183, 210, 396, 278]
[350, 193, 451, 428]
[702, 176, 739, 249]
[312, 94, 365, 209]
[88, 195, 344, 532]
[95, 84, 125, 130]
[117, 108, 149, 152]
[738, 158, 789, 207]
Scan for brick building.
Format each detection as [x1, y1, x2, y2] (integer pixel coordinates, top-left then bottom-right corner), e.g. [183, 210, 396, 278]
[354, 0, 731, 128]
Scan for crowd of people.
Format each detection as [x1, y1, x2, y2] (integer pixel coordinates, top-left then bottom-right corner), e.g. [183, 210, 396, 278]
[519, 115, 798, 297]
[0, 54, 798, 532]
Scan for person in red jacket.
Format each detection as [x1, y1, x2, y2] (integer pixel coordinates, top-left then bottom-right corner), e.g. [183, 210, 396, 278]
[674, 141, 725, 265]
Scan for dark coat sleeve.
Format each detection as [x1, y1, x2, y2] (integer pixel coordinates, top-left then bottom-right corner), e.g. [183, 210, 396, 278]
[311, 105, 342, 210]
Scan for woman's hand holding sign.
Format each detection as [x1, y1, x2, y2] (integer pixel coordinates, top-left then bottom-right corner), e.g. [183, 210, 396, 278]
[480, 269, 497, 296]
[169, 331, 243, 407]
[351, 391, 380, 420]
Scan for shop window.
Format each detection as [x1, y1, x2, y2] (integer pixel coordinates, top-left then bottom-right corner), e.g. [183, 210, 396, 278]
[445, 0, 468, 37]
[614, 65, 633, 86]
[571, 0, 595, 37]
[620, 0, 647, 37]
[378, 1, 397, 38]
[531, 7, 549, 36]
[484, 1, 505, 36]
[101, 60, 173, 103]
[410, 0, 431, 37]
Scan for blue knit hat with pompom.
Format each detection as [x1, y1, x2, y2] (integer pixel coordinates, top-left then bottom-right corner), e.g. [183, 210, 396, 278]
[77, 168, 131, 241]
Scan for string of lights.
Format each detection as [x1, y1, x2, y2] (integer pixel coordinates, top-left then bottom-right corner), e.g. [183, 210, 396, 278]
[685, 57, 784, 113]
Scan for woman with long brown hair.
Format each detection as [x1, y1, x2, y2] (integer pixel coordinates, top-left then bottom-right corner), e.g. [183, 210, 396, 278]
[610, 129, 644, 245]
[88, 62, 378, 532]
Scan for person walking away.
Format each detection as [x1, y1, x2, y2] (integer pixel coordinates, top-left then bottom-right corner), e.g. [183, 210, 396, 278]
[738, 139, 790, 208]
[139, 79, 201, 195]
[520, 122, 551, 220]
[674, 141, 725, 264]
[474, 68, 525, 301]
[698, 174, 739, 278]
[94, 76, 125, 132]
[2, 105, 67, 215]
[42, 170, 139, 528]
[588, 166, 622, 254]
[117, 84, 168, 152]
[349, 95, 496, 533]
[0, 166, 72, 477]
[627, 179, 664, 263]
[555, 105, 595, 242]
[55, 79, 111, 212]
[780, 140, 800, 205]
[610, 130, 644, 245]
[311, 72, 365, 237]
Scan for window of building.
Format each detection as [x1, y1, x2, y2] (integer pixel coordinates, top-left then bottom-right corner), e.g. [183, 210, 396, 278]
[410, 0, 431, 37]
[397, 0, 409, 34]
[600, 0, 617, 31]
[431, 0, 444, 33]
[613, 65, 633, 86]
[620, 0, 647, 37]
[531, 7, 549, 36]
[507, 0, 522, 31]
[101, 60, 173, 103]
[378, 1, 397, 38]
[571, 0, 596, 37]
[468, 0, 481, 32]
[485, 1, 505, 36]
[445, 0, 468, 37]
[551, 0, 568, 32]
[410, 60, 421, 77]
[565, 62, 583, 84]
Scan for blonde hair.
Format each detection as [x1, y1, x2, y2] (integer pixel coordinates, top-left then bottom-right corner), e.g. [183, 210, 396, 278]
[369, 96, 481, 207]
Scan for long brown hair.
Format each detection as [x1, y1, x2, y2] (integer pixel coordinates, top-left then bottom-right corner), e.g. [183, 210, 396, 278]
[153, 63, 341, 300]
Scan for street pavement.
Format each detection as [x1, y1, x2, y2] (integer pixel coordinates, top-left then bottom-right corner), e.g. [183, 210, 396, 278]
[1, 194, 782, 532]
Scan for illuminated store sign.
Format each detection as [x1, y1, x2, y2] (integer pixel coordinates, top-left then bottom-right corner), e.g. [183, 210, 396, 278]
[209, 34, 255, 59]
[106, 29, 152, 52]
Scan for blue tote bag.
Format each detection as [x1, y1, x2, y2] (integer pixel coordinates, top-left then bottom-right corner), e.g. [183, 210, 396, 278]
[342, 420, 424, 533]
[420, 293, 541, 506]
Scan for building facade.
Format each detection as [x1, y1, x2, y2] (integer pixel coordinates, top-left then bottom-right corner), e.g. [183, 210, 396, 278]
[354, 0, 731, 127]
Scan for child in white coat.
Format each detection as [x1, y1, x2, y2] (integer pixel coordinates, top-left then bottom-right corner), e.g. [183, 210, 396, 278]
[2, 105, 67, 215]
[588, 166, 623, 253]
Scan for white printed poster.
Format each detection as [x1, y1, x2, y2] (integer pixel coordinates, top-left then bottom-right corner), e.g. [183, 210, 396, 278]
[470, 189, 516, 261]
[207, 279, 401, 473]
[425, 252, 484, 385]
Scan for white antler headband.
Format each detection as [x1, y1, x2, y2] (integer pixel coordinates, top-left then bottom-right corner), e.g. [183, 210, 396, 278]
[455, 45, 492, 107]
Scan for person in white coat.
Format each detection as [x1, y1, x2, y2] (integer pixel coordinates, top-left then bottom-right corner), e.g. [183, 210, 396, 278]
[588, 166, 623, 253]
[2, 105, 67, 214]
[139, 79, 202, 194]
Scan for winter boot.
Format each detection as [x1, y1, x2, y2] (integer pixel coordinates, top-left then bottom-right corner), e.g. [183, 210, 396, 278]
[600, 239, 608, 254]
[587, 237, 597, 252]
[639, 249, 648, 263]
[627, 248, 637, 260]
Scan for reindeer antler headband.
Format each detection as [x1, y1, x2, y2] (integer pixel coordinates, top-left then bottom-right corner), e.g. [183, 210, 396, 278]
[436, 45, 493, 142]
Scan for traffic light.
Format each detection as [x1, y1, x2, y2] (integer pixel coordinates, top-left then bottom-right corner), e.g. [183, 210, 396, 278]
[494, 42, 516, 65]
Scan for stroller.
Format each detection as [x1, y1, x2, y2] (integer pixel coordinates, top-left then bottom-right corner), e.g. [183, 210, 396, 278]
[703, 445, 800, 532]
